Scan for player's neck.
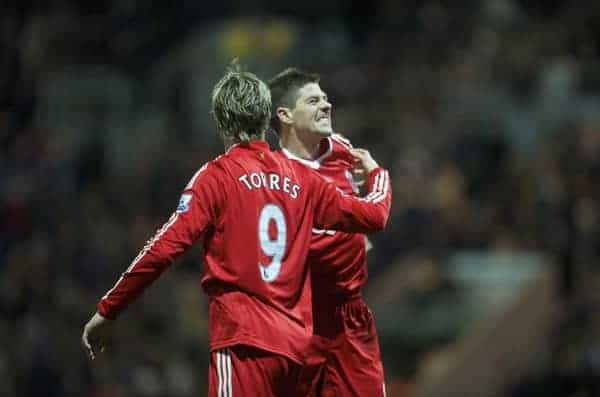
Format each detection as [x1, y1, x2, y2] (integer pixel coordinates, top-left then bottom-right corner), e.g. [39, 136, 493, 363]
[280, 129, 324, 160]
[223, 135, 264, 151]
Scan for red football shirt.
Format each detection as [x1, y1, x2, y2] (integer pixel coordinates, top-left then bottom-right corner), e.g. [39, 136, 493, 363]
[281, 134, 385, 334]
[97, 140, 391, 363]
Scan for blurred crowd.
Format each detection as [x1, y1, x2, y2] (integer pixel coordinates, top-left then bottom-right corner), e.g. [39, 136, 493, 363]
[2, 0, 600, 396]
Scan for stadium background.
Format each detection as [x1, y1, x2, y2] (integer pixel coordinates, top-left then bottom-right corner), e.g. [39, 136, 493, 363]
[2, 0, 600, 396]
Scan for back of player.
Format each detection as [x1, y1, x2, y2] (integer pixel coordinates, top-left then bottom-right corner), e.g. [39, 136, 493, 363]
[199, 142, 316, 397]
[82, 64, 391, 397]
[201, 140, 389, 396]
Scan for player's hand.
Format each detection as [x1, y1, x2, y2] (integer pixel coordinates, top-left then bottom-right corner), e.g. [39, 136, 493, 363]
[81, 312, 113, 360]
[350, 148, 379, 179]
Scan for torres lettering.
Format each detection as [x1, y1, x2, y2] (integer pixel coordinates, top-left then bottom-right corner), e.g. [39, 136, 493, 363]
[239, 172, 301, 199]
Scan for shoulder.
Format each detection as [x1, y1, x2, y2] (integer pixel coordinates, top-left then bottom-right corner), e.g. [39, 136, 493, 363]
[184, 158, 227, 191]
[330, 133, 354, 152]
[327, 133, 355, 166]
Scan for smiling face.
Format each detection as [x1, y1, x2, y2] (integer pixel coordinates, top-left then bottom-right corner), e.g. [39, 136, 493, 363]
[289, 82, 332, 137]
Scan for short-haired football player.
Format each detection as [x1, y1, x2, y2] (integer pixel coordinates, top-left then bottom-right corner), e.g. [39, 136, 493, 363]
[82, 63, 391, 396]
[269, 67, 388, 397]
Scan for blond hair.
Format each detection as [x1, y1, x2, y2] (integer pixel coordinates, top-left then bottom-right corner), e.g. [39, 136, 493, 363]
[211, 60, 272, 145]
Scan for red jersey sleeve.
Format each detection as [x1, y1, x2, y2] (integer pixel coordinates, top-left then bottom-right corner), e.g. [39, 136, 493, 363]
[97, 163, 224, 319]
[312, 167, 391, 233]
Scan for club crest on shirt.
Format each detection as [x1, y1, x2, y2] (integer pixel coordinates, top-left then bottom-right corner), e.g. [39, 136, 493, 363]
[177, 193, 192, 213]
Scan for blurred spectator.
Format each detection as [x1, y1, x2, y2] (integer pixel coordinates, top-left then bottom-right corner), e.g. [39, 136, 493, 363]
[2, 0, 600, 395]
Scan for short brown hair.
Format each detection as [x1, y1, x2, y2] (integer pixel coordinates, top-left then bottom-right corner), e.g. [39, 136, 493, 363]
[211, 60, 272, 144]
[267, 68, 320, 133]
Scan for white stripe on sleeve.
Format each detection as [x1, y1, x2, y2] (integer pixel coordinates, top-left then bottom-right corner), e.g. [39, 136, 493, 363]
[360, 170, 389, 203]
[101, 212, 180, 301]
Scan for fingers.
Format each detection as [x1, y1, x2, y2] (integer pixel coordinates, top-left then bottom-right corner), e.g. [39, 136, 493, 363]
[350, 147, 369, 155]
[82, 312, 113, 361]
[352, 168, 367, 186]
[351, 148, 369, 169]
[81, 327, 96, 361]
[351, 149, 369, 184]
[350, 148, 379, 174]
[350, 148, 367, 162]
[350, 148, 373, 166]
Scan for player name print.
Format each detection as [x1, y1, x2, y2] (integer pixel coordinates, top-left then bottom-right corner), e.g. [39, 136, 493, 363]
[238, 171, 301, 199]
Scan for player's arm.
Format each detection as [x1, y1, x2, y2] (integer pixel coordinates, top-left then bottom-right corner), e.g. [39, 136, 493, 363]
[82, 163, 224, 359]
[313, 148, 391, 234]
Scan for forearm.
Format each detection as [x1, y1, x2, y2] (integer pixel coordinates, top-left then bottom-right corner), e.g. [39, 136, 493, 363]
[97, 259, 169, 319]
[97, 211, 194, 319]
[315, 167, 391, 233]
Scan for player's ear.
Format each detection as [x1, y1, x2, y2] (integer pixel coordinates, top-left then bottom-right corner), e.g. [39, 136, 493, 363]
[276, 107, 293, 126]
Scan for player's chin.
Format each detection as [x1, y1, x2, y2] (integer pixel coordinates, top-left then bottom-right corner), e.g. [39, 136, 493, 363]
[313, 126, 332, 136]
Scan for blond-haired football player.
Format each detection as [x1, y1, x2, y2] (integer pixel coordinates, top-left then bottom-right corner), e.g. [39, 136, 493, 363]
[82, 62, 390, 396]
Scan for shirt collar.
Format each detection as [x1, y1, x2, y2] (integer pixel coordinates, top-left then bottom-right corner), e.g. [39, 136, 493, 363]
[227, 140, 270, 154]
[280, 137, 333, 169]
[247, 140, 270, 150]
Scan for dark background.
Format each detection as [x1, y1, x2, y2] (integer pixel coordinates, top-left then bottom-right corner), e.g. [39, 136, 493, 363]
[2, 1, 600, 396]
